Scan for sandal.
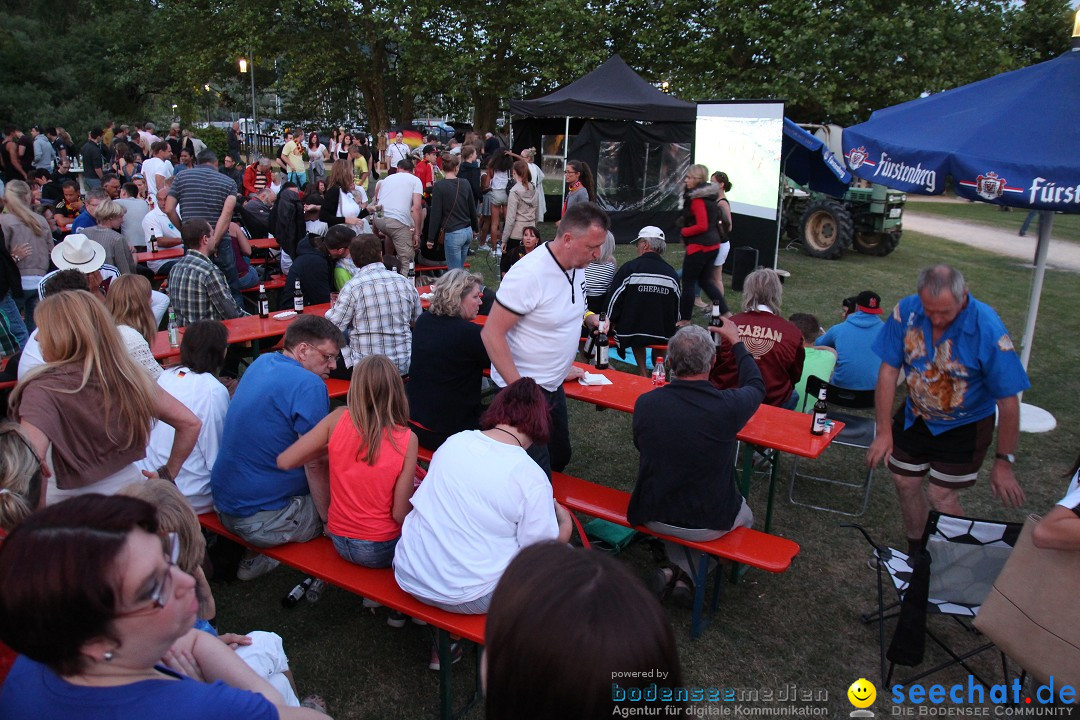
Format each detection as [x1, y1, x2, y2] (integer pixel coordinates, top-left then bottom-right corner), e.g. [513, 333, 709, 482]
[650, 566, 678, 600]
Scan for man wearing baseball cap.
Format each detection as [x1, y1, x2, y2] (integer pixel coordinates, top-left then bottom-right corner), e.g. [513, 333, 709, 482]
[605, 226, 682, 376]
[815, 289, 885, 391]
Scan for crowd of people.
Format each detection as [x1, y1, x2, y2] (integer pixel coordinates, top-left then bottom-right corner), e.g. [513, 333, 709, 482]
[0, 113, 1067, 719]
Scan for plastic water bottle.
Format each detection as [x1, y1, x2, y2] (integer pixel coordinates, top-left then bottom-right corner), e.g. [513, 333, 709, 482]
[652, 357, 666, 386]
[167, 308, 179, 348]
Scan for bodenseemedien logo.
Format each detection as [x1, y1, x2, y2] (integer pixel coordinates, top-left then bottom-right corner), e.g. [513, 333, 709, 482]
[848, 678, 877, 718]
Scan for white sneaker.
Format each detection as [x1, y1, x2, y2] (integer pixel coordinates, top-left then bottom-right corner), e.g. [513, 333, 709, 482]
[236, 554, 280, 581]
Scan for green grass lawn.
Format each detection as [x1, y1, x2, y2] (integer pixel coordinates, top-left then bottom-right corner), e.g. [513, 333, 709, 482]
[906, 197, 1080, 243]
[212, 228, 1079, 718]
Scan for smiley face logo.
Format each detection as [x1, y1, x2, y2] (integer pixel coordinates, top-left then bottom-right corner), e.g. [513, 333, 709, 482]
[847, 678, 876, 708]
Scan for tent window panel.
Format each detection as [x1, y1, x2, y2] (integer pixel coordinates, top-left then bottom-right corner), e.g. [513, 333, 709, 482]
[595, 141, 642, 213]
[644, 142, 691, 211]
[541, 134, 574, 196]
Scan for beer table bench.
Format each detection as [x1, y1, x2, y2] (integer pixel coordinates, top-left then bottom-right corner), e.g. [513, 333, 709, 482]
[559, 364, 843, 532]
[197, 512, 484, 720]
[151, 304, 332, 361]
[135, 247, 184, 264]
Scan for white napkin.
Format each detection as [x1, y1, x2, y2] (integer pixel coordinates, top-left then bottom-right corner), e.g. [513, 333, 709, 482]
[419, 292, 434, 301]
[578, 372, 613, 386]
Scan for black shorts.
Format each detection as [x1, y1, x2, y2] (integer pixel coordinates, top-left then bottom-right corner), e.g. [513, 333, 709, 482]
[887, 408, 994, 488]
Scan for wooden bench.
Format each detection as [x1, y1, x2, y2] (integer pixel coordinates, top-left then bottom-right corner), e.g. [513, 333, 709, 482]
[197, 512, 483, 720]
[240, 274, 286, 293]
[325, 378, 349, 399]
[551, 471, 799, 639]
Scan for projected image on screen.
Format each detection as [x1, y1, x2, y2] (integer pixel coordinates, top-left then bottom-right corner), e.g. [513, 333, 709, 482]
[695, 102, 784, 221]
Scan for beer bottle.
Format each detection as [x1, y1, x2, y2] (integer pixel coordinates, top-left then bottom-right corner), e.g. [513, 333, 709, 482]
[709, 302, 723, 345]
[811, 386, 828, 436]
[257, 283, 269, 318]
[293, 280, 304, 313]
[167, 308, 179, 348]
[595, 312, 609, 370]
[149, 234, 158, 253]
[407, 260, 416, 285]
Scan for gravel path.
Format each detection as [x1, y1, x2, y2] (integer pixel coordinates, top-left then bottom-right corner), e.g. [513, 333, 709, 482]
[904, 211, 1080, 273]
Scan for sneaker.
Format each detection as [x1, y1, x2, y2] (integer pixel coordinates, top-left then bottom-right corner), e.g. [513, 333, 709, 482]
[428, 640, 464, 671]
[300, 694, 328, 715]
[387, 610, 408, 628]
[236, 554, 280, 581]
[475, 245, 490, 253]
[305, 579, 327, 603]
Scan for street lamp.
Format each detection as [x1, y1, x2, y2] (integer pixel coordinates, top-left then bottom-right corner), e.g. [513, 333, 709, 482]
[239, 55, 258, 160]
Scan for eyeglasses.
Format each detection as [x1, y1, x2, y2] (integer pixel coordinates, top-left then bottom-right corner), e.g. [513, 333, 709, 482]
[115, 533, 179, 618]
[304, 343, 338, 365]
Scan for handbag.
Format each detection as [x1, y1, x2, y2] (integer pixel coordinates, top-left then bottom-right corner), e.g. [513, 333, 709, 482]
[973, 514, 1080, 688]
[435, 179, 461, 247]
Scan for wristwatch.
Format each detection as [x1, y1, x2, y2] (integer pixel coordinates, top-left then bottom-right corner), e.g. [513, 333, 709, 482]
[995, 452, 1016, 464]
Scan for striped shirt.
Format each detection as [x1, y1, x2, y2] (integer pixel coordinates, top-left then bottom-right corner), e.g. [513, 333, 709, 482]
[584, 260, 616, 299]
[325, 262, 421, 374]
[168, 165, 237, 223]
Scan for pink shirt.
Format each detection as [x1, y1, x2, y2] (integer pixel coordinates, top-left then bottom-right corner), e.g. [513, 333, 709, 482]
[327, 415, 409, 542]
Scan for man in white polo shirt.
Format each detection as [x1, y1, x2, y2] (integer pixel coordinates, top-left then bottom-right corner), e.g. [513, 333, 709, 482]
[482, 202, 610, 476]
[373, 157, 423, 274]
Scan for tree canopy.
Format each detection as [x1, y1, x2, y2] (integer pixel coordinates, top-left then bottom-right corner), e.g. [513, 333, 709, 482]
[1, 0, 1072, 134]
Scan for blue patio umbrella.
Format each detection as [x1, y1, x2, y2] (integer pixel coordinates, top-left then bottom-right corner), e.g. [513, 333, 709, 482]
[781, 118, 851, 197]
[841, 48, 1080, 430]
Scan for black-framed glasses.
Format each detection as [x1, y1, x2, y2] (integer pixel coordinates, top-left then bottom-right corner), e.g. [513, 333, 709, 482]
[115, 532, 179, 618]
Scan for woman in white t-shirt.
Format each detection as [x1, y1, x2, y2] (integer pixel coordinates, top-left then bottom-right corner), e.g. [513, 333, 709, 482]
[394, 378, 573, 617]
[105, 275, 161, 380]
[306, 132, 330, 187]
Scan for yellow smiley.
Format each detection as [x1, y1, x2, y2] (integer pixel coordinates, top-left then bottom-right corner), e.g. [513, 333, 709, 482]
[847, 678, 876, 708]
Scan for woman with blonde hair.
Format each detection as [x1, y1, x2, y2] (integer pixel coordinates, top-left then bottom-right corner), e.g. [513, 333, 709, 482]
[278, 355, 418, 614]
[83, 198, 136, 274]
[406, 269, 489, 450]
[0, 180, 50, 331]
[9, 290, 200, 502]
[105, 274, 161, 379]
[0, 423, 44, 533]
[677, 163, 726, 325]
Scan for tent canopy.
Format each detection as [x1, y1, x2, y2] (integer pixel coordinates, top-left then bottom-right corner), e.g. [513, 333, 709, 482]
[510, 55, 697, 123]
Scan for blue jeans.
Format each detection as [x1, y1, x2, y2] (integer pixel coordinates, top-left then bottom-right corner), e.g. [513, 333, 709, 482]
[443, 227, 473, 270]
[14, 293, 39, 335]
[0, 293, 29, 348]
[287, 171, 308, 188]
[330, 532, 398, 568]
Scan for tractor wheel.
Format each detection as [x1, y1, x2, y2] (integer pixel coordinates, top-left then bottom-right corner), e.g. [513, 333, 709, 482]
[853, 229, 902, 256]
[799, 199, 854, 260]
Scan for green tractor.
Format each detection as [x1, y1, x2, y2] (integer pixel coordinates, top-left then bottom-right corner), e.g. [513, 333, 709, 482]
[782, 124, 906, 260]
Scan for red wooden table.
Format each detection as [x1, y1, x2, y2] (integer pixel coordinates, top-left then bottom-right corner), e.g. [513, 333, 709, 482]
[561, 364, 842, 531]
[248, 237, 279, 250]
[135, 247, 184, 263]
[152, 304, 332, 360]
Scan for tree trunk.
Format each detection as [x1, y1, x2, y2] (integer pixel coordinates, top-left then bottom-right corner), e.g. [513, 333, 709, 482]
[472, 90, 499, 134]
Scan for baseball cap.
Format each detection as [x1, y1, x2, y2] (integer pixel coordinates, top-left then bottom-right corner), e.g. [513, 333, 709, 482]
[855, 290, 882, 314]
[637, 226, 665, 241]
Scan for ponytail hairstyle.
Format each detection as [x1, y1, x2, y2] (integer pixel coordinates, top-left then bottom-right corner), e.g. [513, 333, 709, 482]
[0, 423, 43, 533]
[566, 160, 595, 202]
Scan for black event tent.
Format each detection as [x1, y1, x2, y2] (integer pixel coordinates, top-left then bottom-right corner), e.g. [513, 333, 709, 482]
[510, 56, 696, 240]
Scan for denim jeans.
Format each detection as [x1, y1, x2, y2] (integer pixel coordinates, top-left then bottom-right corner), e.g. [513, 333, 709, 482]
[14, 293, 39, 335]
[330, 532, 398, 569]
[443, 227, 473, 270]
[287, 171, 308, 188]
[0, 293, 29, 348]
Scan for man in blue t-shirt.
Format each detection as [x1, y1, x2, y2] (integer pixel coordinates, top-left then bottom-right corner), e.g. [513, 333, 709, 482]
[815, 289, 884, 391]
[867, 265, 1029, 555]
[211, 315, 344, 580]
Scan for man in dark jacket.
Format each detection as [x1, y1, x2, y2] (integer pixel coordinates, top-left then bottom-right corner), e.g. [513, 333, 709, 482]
[628, 323, 763, 605]
[283, 224, 352, 307]
[268, 182, 305, 269]
[605, 225, 681, 376]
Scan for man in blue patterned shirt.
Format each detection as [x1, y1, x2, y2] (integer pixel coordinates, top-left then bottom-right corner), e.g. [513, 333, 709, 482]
[167, 219, 246, 326]
[868, 264, 1030, 554]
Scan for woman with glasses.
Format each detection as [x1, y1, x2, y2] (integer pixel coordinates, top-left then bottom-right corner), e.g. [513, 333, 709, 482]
[9, 290, 200, 503]
[0, 494, 325, 719]
[562, 159, 594, 213]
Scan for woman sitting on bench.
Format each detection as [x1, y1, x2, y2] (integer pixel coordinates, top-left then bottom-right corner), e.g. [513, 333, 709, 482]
[394, 377, 573, 616]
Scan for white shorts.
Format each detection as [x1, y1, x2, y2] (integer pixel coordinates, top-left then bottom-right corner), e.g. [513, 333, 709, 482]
[713, 241, 731, 267]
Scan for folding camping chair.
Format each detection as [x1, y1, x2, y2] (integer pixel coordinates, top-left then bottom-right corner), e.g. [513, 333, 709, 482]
[788, 376, 876, 516]
[847, 511, 1023, 689]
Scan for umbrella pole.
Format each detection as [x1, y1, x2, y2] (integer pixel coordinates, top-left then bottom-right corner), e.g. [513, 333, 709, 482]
[1017, 210, 1057, 433]
[1019, 210, 1053, 370]
[561, 116, 570, 216]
